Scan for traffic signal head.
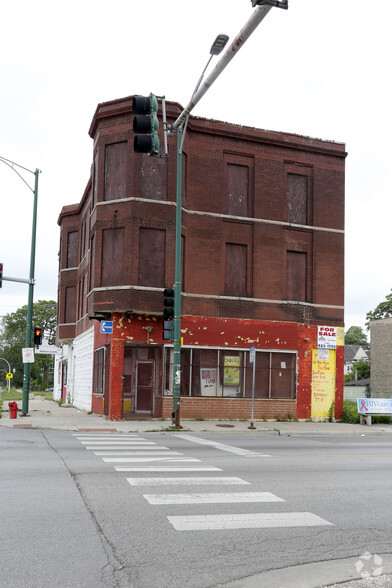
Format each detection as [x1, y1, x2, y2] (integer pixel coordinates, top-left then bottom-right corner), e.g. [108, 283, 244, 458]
[0, 262, 3, 288]
[163, 287, 175, 321]
[33, 327, 43, 347]
[132, 93, 160, 156]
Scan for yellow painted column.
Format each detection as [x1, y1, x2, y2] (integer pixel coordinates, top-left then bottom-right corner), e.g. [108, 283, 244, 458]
[311, 348, 336, 418]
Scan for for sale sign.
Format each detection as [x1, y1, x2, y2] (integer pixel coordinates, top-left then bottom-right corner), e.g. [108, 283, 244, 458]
[317, 326, 337, 350]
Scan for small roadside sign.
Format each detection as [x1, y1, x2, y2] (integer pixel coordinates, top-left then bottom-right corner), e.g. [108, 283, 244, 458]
[22, 347, 35, 363]
[6, 372, 13, 380]
[249, 346, 255, 364]
[101, 321, 113, 334]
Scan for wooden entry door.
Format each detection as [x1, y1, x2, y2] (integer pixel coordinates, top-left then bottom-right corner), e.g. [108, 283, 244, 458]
[135, 361, 153, 413]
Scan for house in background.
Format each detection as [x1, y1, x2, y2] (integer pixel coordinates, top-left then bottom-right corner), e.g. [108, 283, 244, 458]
[55, 95, 346, 421]
[344, 344, 370, 377]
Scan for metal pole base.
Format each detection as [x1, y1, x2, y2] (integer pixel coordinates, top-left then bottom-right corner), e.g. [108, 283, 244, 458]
[248, 422, 256, 429]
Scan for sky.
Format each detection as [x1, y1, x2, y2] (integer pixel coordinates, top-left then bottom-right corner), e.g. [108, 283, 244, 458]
[1, 0, 391, 338]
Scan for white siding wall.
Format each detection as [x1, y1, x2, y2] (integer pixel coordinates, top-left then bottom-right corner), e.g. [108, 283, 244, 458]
[53, 355, 62, 401]
[70, 327, 94, 411]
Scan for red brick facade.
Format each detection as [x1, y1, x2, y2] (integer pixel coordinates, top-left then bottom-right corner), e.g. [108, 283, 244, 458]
[57, 95, 346, 421]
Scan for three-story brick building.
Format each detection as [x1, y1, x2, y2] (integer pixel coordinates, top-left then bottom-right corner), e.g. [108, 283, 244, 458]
[56, 95, 346, 421]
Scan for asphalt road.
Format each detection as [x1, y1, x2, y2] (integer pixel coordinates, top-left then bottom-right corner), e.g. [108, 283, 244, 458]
[1, 428, 392, 588]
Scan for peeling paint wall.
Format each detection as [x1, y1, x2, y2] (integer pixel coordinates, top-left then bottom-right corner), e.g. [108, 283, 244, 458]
[97, 313, 344, 421]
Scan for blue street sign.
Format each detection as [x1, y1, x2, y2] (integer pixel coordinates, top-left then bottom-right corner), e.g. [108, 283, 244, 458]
[249, 345, 255, 364]
[100, 321, 113, 334]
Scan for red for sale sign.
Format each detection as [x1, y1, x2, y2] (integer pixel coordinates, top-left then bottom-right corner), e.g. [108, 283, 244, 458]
[317, 326, 337, 350]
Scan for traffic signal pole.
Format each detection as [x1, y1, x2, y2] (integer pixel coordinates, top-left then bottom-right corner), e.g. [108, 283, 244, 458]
[0, 157, 40, 417]
[172, 127, 183, 427]
[22, 168, 40, 416]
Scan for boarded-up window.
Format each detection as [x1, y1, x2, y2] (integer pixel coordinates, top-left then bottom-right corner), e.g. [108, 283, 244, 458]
[227, 164, 249, 216]
[89, 234, 95, 291]
[64, 286, 76, 324]
[287, 174, 307, 225]
[140, 156, 167, 201]
[101, 228, 124, 287]
[93, 151, 99, 206]
[286, 251, 306, 301]
[66, 231, 78, 268]
[104, 142, 127, 201]
[225, 243, 247, 297]
[138, 228, 165, 287]
[270, 353, 296, 398]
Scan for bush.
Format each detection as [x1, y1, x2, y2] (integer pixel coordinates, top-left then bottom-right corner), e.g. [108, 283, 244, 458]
[339, 401, 360, 424]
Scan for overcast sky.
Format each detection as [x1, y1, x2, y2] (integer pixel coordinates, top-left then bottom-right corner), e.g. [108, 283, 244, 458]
[1, 0, 391, 337]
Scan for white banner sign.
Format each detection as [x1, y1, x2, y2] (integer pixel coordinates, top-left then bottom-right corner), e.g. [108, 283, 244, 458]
[357, 398, 392, 414]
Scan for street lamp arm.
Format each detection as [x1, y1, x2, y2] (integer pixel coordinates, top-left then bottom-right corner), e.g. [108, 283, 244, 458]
[0, 155, 40, 193]
[172, 4, 276, 130]
[0, 358, 11, 372]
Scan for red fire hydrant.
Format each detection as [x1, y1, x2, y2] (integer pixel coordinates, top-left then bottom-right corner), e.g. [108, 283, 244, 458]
[8, 402, 18, 419]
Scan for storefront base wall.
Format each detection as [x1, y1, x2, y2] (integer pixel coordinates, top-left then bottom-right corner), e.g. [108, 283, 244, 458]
[89, 314, 344, 422]
[92, 394, 104, 415]
[162, 397, 297, 421]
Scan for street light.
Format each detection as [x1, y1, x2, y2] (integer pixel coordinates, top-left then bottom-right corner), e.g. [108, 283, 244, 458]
[0, 155, 41, 416]
[169, 3, 288, 426]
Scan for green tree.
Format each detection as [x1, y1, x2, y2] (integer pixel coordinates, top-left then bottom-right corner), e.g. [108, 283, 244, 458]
[344, 326, 368, 345]
[0, 300, 57, 389]
[344, 359, 370, 382]
[366, 289, 392, 328]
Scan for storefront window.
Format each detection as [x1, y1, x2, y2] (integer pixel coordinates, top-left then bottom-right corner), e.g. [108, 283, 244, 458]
[164, 347, 296, 399]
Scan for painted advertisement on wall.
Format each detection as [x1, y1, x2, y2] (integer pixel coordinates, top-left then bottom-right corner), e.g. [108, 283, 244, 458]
[311, 348, 336, 418]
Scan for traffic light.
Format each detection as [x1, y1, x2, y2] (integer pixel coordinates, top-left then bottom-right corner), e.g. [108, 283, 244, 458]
[33, 327, 43, 347]
[132, 93, 160, 156]
[0, 262, 3, 288]
[163, 288, 175, 320]
[163, 288, 174, 340]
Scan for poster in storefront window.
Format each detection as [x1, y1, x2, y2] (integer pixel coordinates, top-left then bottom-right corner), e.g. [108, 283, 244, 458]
[200, 368, 217, 396]
[223, 356, 240, 386]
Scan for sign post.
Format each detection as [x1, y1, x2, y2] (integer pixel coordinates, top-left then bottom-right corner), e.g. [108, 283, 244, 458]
[248, 346, 256, 429]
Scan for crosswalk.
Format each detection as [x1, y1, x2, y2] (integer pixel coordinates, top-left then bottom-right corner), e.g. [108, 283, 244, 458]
[73, 432, 334, 532]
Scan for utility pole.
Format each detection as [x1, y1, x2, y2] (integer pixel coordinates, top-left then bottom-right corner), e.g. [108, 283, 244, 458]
[0, 156, 41, 416]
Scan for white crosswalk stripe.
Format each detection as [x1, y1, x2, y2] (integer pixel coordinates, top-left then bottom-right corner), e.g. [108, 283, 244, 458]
[115, 467, 222, 472]
[93, 451, 182, 456]
[167, 512, 334, 531]
[80, 440, 157, 445]
[74, 435, 140, 439]
[102, 456, 201, 463]
[127, 477, 250, 486]
[143, 492, 285, 505]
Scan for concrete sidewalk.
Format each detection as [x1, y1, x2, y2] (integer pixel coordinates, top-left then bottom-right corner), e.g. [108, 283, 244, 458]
[1, 395, 392, 435]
